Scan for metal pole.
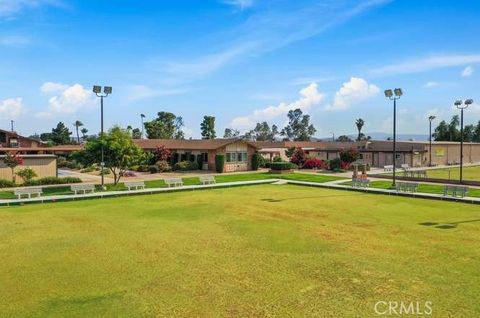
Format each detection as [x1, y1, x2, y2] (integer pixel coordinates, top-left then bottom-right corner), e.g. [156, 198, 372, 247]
[460, 108, 464, 184]
[332, 133, 335, 142]
[392, 98, 397, 187]
[10, 120, 14, 132]
[101, 95, 105, 189]
[141, 116, 144, 139]
[429, 120, 432, 166]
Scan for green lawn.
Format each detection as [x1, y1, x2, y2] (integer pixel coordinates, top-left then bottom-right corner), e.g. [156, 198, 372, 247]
[425, 165, 480, 181]
[0, 185, 478, 317]
[0, 172, 345, 199]
[342, 180, 480, 197]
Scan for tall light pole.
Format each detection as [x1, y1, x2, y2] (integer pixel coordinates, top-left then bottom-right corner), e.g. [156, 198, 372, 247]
[454, 99, 473, 184]
[330, 132, 335, 142]
[384, 88, 403, 188]
[428, 115, 436, 167]
[93, 85, 113, 190]
[141, 114, 146, 139]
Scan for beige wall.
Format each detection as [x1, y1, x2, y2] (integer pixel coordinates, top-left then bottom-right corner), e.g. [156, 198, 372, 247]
[0, 156, 57, 183]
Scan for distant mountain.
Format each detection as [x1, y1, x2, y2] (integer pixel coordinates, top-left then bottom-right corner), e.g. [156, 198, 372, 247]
[317, 132, 429, 142]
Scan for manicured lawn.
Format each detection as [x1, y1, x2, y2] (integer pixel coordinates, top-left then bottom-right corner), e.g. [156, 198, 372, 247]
[0, 185, 478, 316]
[341, 180, 480, 197]
[0, 172, 345, 199]
[425, 165, 480, 181]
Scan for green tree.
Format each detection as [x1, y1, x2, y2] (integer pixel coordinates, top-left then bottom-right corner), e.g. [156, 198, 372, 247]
[336, 135, 353, 142]
[223, 128, 240, 138]
[132, 128, 142, 139]
[433, 120, 449, 141]
[51, 122, 72, 145]
[280, 109, 316, 141]
[355, 118, 365, 141]
[200, 116, 216, 139]
[73, 120, 83, 143]
[144, 112, 184, 139]
[463, 124, 475, 142]
[3, 153, 23, 183]
[16, 167, 37, 184]
[252, 122, 278, 141]
[448, 115, 460, 141]
[80, 128, 89, 141]
[473, 121, 480, 142]
[77, 126, 145, 184]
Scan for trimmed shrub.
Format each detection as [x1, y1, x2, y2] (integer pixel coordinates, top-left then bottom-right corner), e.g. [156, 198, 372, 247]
[173, 161, 199, 171]
[137, 165, 150, 172]
[303, 158, 328, 169]
[329, 158, 342, 171]
[156, 160, 172, 172]
[270, 162, 294, 171]
[215, 154, 225, 173]
[24, 177, 82, 186]
[0, 179, 15, 188]
[339, 148, 360, 164]
[196, 155, 204, 169]
[149, 165, 160, 174]
[252, 153, 261, 171]
[273, 156, 283, 162]
[80, 166, 96, 173]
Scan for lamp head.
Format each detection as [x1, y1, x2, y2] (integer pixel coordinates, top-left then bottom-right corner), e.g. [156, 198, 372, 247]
[394, 88, 403, 97]
[429, 115, 436, 121]
[104, 86, 112, 95]
[141, 114, 145, 118]
[93, 85, 102, 94]
[465, 99, 474, 106]
[384, 89, 393, 98]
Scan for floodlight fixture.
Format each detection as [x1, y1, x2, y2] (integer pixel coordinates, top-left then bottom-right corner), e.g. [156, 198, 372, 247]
[384, 89, 393, 98]
[394, 88, 403, 97]
[104, 86, 112, 95]
[428, 115, 436, 121]
[93, 85, 102, 94]
[465, 99, 474, 106]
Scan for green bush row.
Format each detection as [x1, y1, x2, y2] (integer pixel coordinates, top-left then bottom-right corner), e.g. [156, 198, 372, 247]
[270, 162, 297, 170]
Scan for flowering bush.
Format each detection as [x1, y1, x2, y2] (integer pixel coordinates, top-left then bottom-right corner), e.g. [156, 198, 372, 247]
[289, 147, 306, 166]
[154, 146, 171, 162]
[339, 148, 360, 163]
[303, 158, 328, 169]
[340, 161, 351, 170]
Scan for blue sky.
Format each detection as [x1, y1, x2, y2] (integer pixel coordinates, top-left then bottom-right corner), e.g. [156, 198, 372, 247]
[0, 0, 479, 138]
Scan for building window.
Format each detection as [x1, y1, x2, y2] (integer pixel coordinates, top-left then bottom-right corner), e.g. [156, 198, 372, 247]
[9, 139, 18, 147]
[226, 152, 247, 163]
[226, 152, 235, 162]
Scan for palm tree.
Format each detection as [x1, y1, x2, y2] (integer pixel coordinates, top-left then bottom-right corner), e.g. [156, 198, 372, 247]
[73, 120, 84, 143]
[355, 118, 365, 141]
[80, 128, 88, 141]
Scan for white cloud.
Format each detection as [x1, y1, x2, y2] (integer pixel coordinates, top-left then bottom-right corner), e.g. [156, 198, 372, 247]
[325, 77, 379, 111]
[0, 97, 24, 118]
[461, 65, 474, 77]
[230, 82, 324, 129]
[0, 0, 63, 18]
[40, 82, 95, 115]
[125, 85, 188, 102]
[223, 0, 253, 10]
[424, 81, 439, 88]
[40, 81, 69, 93]
[371, 54, 480, 76]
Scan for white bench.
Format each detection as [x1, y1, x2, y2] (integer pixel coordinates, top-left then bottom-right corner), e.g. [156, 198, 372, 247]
[124, 181, 145, 191]
[443, 185, 468, 198]
[164, 178, 183, 188]
[71, 184, 95, 195]
[401, 164, 411, 170]
[384, 165, 394, 172]
[14, 187, 42, 199]
[199, 175, 216, 185]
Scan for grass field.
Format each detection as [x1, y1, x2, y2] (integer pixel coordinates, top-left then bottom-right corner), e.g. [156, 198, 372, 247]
[0, 184, 479, 317]
[425, 165, 480, 181]
[0, 172, 344, 199]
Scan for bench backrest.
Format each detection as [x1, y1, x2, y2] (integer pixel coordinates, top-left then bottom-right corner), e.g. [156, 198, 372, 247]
[165, 178, 182, 184]
[71, 184, 95, 190]
[124, 181, 145, 187]
[199, 176, 215, 181]
[384, 165, 393, 169]
[14, 187, 42, 194]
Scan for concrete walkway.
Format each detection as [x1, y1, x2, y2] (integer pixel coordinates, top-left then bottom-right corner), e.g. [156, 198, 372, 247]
[1, 177, 480, 207]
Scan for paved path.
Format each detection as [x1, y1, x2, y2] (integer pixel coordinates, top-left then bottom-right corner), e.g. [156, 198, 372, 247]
[1, 178, 480, 207]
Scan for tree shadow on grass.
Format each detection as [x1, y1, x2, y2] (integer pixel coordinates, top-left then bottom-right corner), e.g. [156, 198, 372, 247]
[419, 218, 480, 230]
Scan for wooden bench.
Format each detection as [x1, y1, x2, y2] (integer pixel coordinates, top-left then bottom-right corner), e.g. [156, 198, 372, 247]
[199, 175, 216, 185]
[384, 165, 394, 172]
[395, 182, 418, 193]
[14, 187, 42, 199]
[443, 185, 469, 198]
[352, 178, 370, 188]
[71, 184, 95, 195]
[124, 181, 145, 191]
[164, 178, 183, 188]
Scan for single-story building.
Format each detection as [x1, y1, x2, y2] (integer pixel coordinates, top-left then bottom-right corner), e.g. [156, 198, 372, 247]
[0, 154, 57, 183]
[134, 138, 258, 172]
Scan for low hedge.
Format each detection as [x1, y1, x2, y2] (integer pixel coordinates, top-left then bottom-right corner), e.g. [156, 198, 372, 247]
[174, 161, 199, 171]
[0, 179, 15, 188]
[270, 162, 295, 170]
[24, 177, 82, 186]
